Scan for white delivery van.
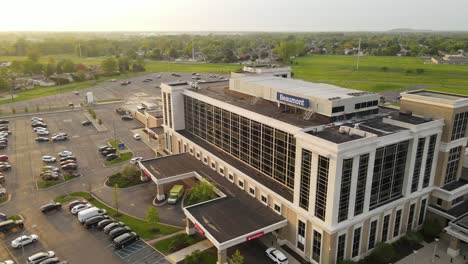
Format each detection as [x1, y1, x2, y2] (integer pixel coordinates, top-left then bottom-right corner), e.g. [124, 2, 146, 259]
[77, 207, 107, 224]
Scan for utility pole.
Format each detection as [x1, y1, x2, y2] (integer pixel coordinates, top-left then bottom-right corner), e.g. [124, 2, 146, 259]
[356, 38, 361, 71]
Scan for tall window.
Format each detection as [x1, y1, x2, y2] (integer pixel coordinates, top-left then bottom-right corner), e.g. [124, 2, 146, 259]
[167, 94, 173, 128]
[411, 138, 426, 193]
[337, 234, 346, 262]
[393, 209, 402, 238]
[299, 150, 312, 210]
[297, 220, 306, 252]
[381, 214, 390, 242]
[407, 204, 416, 232]
[423, 135, 437, 188]
[184, 96, 296, 189]
[338, 158, 353, 222]
[451, 112, 468, 140]
[352, 227, 361, 258]
[418, 199, 427, 225]
[444, 146, 462, 185]
[312, 231, 322, 262]
[315, 156, 329, 221]
[162, 92, 168, 125]
[370, 141, 409, 209]
[368, 220, 378, 250]
[354, 154, 369, 216]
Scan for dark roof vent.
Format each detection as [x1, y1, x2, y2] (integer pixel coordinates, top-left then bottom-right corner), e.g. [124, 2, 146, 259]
[399, 110, 412, 116]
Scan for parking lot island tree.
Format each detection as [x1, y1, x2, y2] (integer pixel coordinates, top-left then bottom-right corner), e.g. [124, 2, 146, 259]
[229, 250, 244, 264]
[113, 183, 121, 216]
[186, 181, 217, 206]
[146, 206, 160, 233]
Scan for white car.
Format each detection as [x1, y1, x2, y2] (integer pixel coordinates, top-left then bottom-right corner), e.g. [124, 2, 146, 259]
[42, 156, 56, 163]
[265, 247, 288, 264]
[31, 117, 43, 122]
[133, 134, 141, 140]
[33, 127, 47, 133]
[36, 130, 49, 136]
[130, 157, 143, 164]
[58, 150, 72, 157]
[71, 203, 92, 215]
[0, 260, 14, 264]
[42, 166, 59, 172]
[11, 234, 39, 248]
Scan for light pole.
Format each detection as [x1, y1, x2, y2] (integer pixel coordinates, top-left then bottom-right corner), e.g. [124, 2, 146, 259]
[21, 224, 36, 263]
[413, 250, 418, 264]
[432, 238, 439, 263]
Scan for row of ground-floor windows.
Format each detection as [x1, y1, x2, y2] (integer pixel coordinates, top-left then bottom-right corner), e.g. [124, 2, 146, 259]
[297, 219, 322, 262]
[335, 198, 427, 263]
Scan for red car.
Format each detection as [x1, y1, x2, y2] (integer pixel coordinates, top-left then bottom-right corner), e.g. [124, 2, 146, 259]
[0, 155, 8, 161]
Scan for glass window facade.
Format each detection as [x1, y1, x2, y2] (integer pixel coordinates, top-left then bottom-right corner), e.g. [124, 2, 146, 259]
[297, 220, 306, 252]
[354, 154, 369, 216]
[167, 94, 172, 128]
[312, 231, 322, 262]
[418, 199, 427, 226]
[411, 138, 426, 193]
[382, 214, 390, 242]
[162, 92, 168, 125]
[423, 135, 437, 188]
[370, 141, 409, 209]
[407, 203, 416, 232]
[184, 96, 296, 189]
[451, 112, 468, 141]
[315, 155, 329, 221]
[368, 220, 378, 250]
[393, 209, 402, 238]
[352, 227, 361, 258]
[299, 149, 312, 211]
[444, 146, 462, 185]
[338, 158, 353, 222]
[337, 234, 346, 262]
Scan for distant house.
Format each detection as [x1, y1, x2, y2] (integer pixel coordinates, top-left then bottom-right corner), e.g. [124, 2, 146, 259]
[431, 54, 468, 65]
[49, 73, 74, 84]
[0, 61, 11, 68]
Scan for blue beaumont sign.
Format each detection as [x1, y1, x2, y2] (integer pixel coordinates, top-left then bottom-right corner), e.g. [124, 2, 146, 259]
[277, 93, 310, 108]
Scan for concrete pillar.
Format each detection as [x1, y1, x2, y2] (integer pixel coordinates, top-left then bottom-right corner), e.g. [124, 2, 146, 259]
[217, 248, 227, 264]
[447, 236, 460, 257]
[186, 217, 195, 235]
[156, 184, 165, 201]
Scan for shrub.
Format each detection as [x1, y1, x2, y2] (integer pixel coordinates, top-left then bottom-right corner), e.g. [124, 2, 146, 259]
[416, 68, 425, 74]
[422, 218, 442, 240]
[381, 66, 389, 72]
[119, 164, 140, 180]
[11, 107, 16, 114]
[185, 250, 203, 264]
[405, 69, 413, 75]
[24, 106, 28, 113]
[36, 105, 40, 112]
[91, 112, 96, 119]
[405, 231, 423, 244]
[366, 242, 395, 264]
[98, 119, 102, 125]
[186, 181, 217, 206]
[338, 260, 357, 264]
[168, 234, 188, 251]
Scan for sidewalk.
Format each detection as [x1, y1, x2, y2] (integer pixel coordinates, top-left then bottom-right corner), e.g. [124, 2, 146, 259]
[259, 235, 302, 264]
[165, 239, 213, 264]
[146, 230, 186, 244]
[396, 235, 468, 264]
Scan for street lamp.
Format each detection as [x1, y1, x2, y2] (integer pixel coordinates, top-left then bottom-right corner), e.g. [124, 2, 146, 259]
[413, 250, 418, 264]
[432, 238, 439, 263]
[21, 224, 37, 263]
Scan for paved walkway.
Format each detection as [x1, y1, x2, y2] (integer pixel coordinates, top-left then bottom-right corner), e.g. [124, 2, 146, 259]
[259, 235, 302, 264]
[146, 230, 186, 244]
[165, 240, 213, 264]
[396, 235, 468, 264]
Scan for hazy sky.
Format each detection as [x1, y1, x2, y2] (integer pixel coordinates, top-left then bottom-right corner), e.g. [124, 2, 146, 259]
[1, 0, 467, 31]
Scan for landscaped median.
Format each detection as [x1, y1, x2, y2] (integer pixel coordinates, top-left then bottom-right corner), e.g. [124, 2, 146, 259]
[37, 173, 81, 189]
[104, 139, 133, 166]
[153, 233, 205, 255]
[106, 164, 145, 188]
[54, 192, 181, 239]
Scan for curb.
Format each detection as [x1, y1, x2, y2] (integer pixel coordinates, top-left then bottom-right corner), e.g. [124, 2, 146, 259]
[103, 176, 148, 190]
[36, 175, 83, 191]
[0, 193, 12, 206]
[83, 112, 108, 132]
[152, 196, 168, 207]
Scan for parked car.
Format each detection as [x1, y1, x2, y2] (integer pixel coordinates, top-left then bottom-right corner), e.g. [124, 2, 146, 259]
[61, 164, 77, 171]
[265, 247, 288, 264]
[0, 145, 7, 150]
[0, 259, 14, 264]
[42, 156, 56, 163]
[36, 130, 49, 136]
[133, 134, 141, 140]
[73, 91, 79, 95]
[0, 219, 24, 233]
[129, 157, 143, 164]
[113, 232, 139, 249]
[121, 115, 133, 121]
[59, 156, 77, 162]
[71, 203, 93, 215]
[0, 127, 9, 132]
[67, 200, 88, 211]
[77, 207, 106, 224]
[27, 251, 55, 264]
[42, 166, 59, 172]
[105, 154, 118, 161]
[60, 160, 76, 166]
[31, 117, 43, 122]
[11, 234, 39, 248]
[96, 219, 114, 230]
[103, 221, 125, 234]
[101, 148, 117, 156]
[40, 202, 61, 213]
[58, 151, 72, 157]
[81, 120, 92, 126]
[109, 226, 132, 240]
[84, 215, 109, 229]
[115, 108, 127, 115]
[35, 137, 50, 142]
[0, 120, 9, 124]
[31, 123, 47, 128]
[38, 257, 60, 264]
[33, 127, 47, 133]
[51, 135, 68, 142]
[0, 155, 8, 162]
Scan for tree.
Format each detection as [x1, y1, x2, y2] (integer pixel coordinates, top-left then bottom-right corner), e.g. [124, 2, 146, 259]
[45, 57, 56, 77]
[150, 49, 162, 60]
[101, 57, 118, 75]
[169, 48, 178, 59]
[117, 56, 130, 72]
[113, 184, 120, 216]
[229, 250, 244, 264]
[184, 250, 202, 264]
[274, 41, 302, 62]
[27, 49, 41, 62]
[0, 68, 10, 92]
[119, 164, 139, 180]
[187, 181, 217, 206]
[146, 206, 159, 232]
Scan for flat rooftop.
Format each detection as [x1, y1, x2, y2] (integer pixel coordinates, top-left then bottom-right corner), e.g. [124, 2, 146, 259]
[234, 75, 375, 100]
[178, 130, 294, 202]
[140, 153, 285, 244]
[406, 90, 468, 101]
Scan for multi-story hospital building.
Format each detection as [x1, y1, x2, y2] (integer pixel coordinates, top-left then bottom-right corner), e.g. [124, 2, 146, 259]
[138, 72, 468, 263]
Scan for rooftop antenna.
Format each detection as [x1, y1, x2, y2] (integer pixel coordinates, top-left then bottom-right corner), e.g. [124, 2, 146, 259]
[356, 38, 361, 71]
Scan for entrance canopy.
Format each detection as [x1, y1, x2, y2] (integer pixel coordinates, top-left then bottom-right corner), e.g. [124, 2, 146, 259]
[139, 153, 287, 250]
[446, 212, 468, 243]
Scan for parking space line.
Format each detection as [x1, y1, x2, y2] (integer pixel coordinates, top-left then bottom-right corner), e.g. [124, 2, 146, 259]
[129, 251, 158, 264]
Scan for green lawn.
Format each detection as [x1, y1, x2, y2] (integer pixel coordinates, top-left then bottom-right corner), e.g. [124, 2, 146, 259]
[153, 234, 204, 255]
[108, 139, 122, 149]
[7, 214, 22, 221]
[37, 174, 80, 189]
[105, 152, 133, 166]
[106, 172, 144, 188]
[54, 192, 182, 239]
[0, 195, 8, 204]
